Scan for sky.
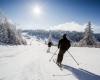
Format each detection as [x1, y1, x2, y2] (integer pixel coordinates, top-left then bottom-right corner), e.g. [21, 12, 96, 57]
[0, 0, 100, 33]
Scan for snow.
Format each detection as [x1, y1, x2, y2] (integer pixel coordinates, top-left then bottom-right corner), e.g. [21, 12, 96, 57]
[0, 39, 100, 80]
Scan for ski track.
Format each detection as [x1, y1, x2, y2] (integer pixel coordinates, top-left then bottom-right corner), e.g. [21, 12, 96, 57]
[0, 40, 100, 80]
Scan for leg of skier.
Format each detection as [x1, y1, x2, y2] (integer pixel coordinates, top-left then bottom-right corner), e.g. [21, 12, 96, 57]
[47, 47, 50, 53]
[57, 49, 66, 67]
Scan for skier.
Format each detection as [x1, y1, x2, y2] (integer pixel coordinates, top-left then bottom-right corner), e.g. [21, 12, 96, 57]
[56, 34, 71, 67]
[47, 41, 53, 53]
[47, 32, 53, 53]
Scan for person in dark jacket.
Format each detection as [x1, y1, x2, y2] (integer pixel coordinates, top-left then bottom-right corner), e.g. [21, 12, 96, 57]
[56, 34, 71, 66]
[47, 41, 53, 53]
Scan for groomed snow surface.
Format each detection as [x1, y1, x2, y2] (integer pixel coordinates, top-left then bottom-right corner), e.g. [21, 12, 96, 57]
[0, 39, 100, 80]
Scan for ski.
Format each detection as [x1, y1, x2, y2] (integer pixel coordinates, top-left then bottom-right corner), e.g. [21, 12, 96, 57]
[53, 59, 63, 71]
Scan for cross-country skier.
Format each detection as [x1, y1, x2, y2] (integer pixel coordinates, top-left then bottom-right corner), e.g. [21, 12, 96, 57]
[47, 41, 53, 53]
[56, 34, 71, 67]
[47, 32, 53, 53]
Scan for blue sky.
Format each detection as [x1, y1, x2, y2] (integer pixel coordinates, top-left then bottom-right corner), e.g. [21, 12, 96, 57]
[0, 0, 100, 33]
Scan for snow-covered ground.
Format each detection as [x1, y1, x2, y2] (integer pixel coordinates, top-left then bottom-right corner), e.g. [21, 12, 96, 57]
[0, 39, 100, 80]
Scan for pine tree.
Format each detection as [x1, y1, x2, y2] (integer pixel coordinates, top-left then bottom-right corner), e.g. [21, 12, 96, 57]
[79, 21, 96, 47]
[0, 12, 27, 45]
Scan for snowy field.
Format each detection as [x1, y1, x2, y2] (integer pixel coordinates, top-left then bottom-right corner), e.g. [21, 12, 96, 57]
[0, 39, 100, 80]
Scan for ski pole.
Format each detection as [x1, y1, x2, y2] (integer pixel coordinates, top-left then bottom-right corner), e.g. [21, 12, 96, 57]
[49, 49, 58, 62]
[67, 51, 79, 66]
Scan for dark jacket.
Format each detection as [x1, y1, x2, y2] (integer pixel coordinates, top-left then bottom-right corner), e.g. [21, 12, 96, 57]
[48, 42, 53, 47]
[58, 37, 70, 50]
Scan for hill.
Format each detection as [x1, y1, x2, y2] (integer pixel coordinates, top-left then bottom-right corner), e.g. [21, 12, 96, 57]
[0, 38, 100, 80]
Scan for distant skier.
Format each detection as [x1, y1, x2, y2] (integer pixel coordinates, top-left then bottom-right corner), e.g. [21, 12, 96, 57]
[56, 34, 71, 66]
[47, 41, 53, 53]
[47, 32, 53, 53]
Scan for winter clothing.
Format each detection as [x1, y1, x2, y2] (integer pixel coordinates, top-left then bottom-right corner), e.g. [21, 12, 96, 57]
[47, 42, 53, 53]
[48, 42, 52, 47]
[57, 34, 71, 65]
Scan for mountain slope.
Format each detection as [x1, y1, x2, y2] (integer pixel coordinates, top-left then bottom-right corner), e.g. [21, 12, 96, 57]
[0, 39, 100, 80]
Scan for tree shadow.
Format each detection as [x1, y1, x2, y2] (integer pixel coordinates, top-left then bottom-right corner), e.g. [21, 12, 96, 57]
[62, 64, 100, 80]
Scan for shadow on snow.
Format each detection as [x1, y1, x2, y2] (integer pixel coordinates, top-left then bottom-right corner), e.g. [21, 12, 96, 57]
[62, 64, 100, 80]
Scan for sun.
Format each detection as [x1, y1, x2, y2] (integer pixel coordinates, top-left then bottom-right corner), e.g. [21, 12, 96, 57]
[33, 5, 42, 16]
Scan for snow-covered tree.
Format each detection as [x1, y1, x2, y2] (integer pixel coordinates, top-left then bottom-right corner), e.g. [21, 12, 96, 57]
[0, 12, 27, 45]
[79, 21, 96, 47]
